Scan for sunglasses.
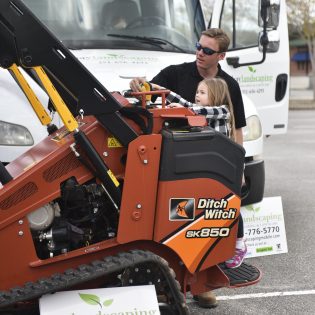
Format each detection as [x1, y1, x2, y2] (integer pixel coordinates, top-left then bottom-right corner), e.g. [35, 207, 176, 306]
[195, 42, 220, 56]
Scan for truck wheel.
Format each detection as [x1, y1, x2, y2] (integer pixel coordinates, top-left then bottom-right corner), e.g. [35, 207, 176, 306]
[242, 159, 265, 206]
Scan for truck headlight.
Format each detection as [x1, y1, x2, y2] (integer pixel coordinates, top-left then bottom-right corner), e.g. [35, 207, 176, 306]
[0, 120, 34, 146]
[243, 115, 262, 141]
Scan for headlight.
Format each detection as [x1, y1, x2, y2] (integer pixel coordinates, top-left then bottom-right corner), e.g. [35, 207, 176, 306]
[0, 120, 34, 146]
[243, 115, 262, 141]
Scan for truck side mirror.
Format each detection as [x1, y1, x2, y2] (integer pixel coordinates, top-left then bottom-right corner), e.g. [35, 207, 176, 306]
[259, 0, 280, 29]
[259, 30, 280, 53]
[226, 0, 281, 68]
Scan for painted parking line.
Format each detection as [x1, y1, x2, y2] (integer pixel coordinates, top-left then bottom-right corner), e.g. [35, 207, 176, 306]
[216, 290, 315, 301]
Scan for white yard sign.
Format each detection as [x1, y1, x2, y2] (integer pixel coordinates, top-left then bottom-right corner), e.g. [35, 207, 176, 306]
[241, 196, 288, 258]
[40, 285, 160, 315]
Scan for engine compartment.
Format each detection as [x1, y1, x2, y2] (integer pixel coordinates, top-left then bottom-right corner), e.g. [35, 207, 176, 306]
[28, 176, 118, 259]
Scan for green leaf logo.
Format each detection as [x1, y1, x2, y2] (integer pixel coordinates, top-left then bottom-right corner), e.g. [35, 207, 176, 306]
[248, 66, 256, 73]
[254, 206, 260, 212]
[103, 299, 114, 307]
[245, 205, 255, 211]
[79, 293, 114, 310]
[79, 293, 101, 308]
[244, 204, 260, 212]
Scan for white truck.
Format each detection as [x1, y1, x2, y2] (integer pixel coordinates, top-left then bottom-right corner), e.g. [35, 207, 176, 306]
[0, 0, 289, 205]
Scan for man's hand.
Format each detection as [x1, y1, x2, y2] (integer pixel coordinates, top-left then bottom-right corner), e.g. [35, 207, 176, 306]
[129, 77, 147, 92]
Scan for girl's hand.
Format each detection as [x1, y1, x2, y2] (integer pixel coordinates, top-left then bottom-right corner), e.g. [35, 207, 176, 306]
[167, 103, 183, 108]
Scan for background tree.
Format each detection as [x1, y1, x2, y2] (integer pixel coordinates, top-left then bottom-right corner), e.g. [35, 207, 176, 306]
[287, 0, 315, 77]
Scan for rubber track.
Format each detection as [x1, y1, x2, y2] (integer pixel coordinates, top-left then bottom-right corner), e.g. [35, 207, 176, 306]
[0, 250, 189, 315]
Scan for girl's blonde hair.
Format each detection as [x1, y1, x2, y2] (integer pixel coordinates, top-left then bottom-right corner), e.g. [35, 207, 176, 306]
[199, 77, 236, 141]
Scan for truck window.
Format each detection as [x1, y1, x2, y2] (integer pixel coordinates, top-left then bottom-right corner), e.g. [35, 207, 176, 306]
[22, 0, 204, 53]
[220, 0, 260, 49]
[172, 0, 192, 40]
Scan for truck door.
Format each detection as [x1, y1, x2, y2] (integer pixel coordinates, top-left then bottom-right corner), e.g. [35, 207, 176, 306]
[211, 0, 289, 136]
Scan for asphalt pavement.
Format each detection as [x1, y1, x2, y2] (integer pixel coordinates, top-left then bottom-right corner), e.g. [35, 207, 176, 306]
[188, 106, 315, 314]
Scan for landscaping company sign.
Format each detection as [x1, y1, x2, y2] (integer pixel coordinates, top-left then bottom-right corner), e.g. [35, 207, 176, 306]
[40, 286, 159, 315]
[235, 66, 274, 96]
[241, 196, 288, 258]
[75, 51, 159, 66]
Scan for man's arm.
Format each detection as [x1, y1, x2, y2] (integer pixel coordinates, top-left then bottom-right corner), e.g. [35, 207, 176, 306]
[235, 128, 245, 185]
[235, 128, 243, 146]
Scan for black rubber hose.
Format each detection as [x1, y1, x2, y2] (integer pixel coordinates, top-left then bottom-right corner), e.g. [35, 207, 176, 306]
[74, 130, 122, 207]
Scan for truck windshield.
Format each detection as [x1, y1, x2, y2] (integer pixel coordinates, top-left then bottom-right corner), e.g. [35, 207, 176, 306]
[22, 0, 205, 53]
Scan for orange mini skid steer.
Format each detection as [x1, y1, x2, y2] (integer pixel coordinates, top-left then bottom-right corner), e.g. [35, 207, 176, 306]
[0, 1, 261, 314]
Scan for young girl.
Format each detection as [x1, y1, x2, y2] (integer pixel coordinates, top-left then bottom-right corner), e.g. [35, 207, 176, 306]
[153, 77, 246, 269]
[165, 77, 235, 141]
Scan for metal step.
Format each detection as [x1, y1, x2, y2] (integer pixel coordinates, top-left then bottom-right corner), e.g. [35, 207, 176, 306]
[218, 262, 261, 287]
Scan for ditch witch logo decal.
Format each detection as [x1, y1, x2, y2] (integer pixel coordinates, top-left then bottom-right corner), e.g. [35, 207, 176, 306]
[164, 195, 240, 273]
[169, 198, 195, 221]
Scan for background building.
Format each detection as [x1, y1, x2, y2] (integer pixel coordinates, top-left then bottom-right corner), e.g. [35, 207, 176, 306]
[290, 38, 312, 76]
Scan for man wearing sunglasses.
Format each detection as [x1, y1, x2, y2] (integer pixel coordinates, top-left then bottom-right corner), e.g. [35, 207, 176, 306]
[130, 28, 246, 309]
[130, 28, 246, 147]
